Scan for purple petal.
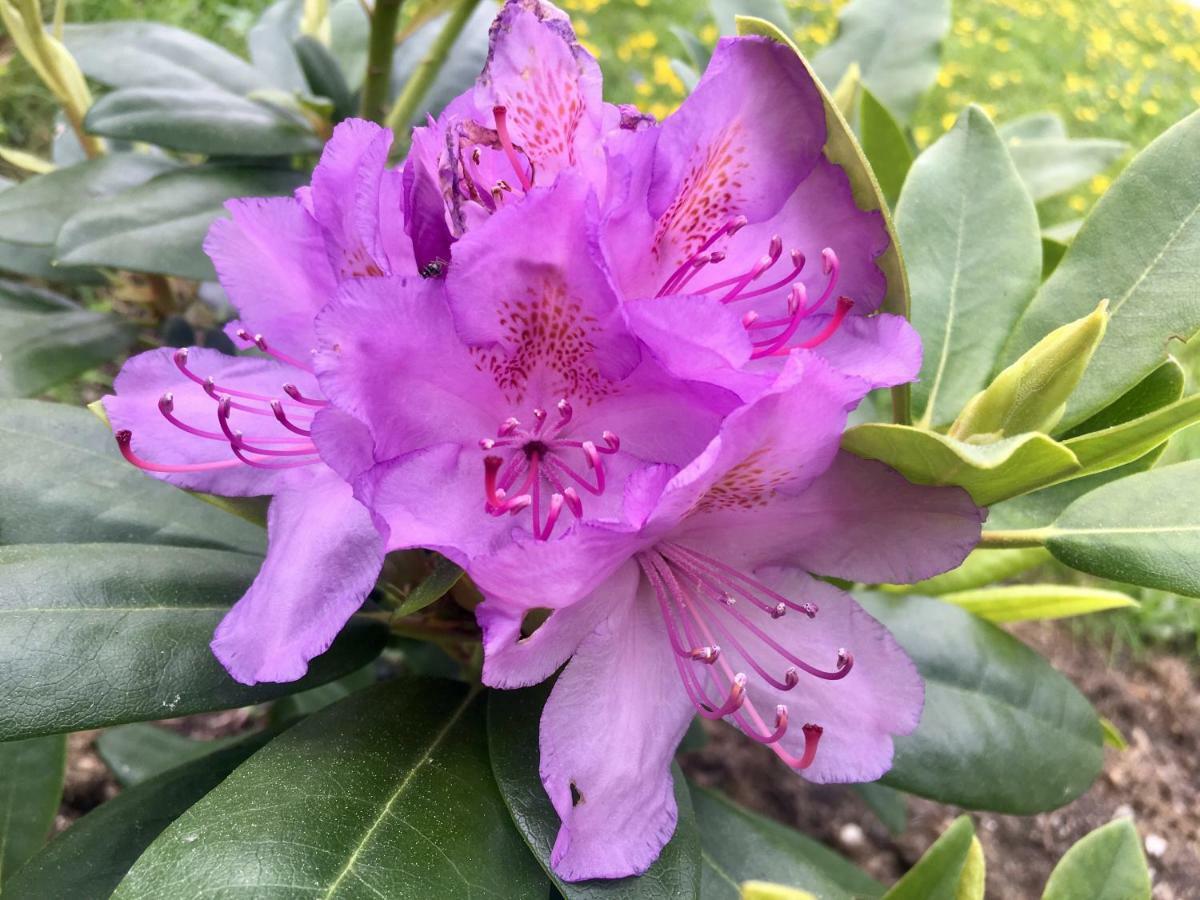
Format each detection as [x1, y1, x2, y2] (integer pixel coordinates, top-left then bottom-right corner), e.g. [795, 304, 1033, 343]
[476, 560, 637, 689]
[680, 451, 984, 585]
[211, 473, 385, 684]
[102, 347, 322, 497]
[723, 569, 923, 783]
[475, 0, 605, 188]
[540, 576, 693, 881]
[310, 119, 415, 279]
[313, 275, 503, 462]
[445, 173, 640, 386]
[402, 124, 454, 272]
[633, 37, 826, 294]
[203, 196, 336, 360]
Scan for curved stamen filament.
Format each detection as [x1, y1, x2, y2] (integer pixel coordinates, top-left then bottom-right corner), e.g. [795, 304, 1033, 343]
[234, 329, 313, 372]
[658, 216, 747, 297]
[492, 106, 533, 192]
[116, 431, 241, 473]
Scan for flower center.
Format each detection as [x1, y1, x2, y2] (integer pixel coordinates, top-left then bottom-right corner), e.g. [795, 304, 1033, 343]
[479, 399, 619, 541]
[656, 217, 854, 360]
[115, 343, 324, 473]
[638, 542, 855, 770]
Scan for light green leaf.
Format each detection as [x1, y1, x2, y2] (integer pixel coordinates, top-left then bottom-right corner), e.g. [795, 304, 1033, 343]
[1043, 461, 1200, 597]
[247, 0, 309, 92]
[881, 547, 1051, 594]
[692, 786, 883, 900]
[0, 735, 66, 884]
[1006, 136, 1128, 203]
[487, 681, 702, 899]
[861, 593, 1103, 813]
[1041, 819, 1151, 900]
[1004, 108, 1200, 429]
[1100, 717, 1129, 751]
[711, 0, 790, 34]
[998, 111, 1066, 142]
[841, 423, 1080, 506]
[112, 680, 546, 899]
[56, 165, 307, 280]
[955, 837, 985, 900]
[1061, 391, 1200, 476]
[0, 279, 135, 398]
[84, 88, 321, 157]
[740, 882, 817, 900]
[859, 87, 912, 207]
[939, 584, 1137, 623]
[882, 816, 974, 900]
[900, 106, 1042, 429]
[812, 0, 949, 124]
[97, 724, 239, 787]
[2, 732, 277, 900]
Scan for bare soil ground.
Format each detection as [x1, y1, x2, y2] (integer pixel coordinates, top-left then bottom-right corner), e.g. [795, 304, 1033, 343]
[684, 621, 1200, 899]
[57, 624, 1198, 898]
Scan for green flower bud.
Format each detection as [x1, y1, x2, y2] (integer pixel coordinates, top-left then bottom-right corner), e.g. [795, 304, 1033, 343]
[950, 300, 1109, 442]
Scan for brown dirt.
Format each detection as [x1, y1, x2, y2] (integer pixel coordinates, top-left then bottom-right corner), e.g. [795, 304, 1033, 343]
[57, 625, 1198, 898]
[683, 621, 1200, 899]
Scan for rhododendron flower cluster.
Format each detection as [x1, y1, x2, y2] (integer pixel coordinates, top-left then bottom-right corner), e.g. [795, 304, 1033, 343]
[103, 0, 983, 882]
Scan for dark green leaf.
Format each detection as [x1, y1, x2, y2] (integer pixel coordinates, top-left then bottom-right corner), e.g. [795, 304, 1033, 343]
[64, 22, 269, 93]
[0, 399, 266, 552]
[295, 35, 355, 120]
[0, 734, 66, 884]
[900, 106, 1042, 428]
[670, 26, 711, 73]
[0, 543, 385, 740]
[268, 661, 376, 724]
[84, 88, 321, 157]
[112, 679, 546, 899]
[812, 0, 950, 124]
[859, 594, 1103, 813]
[1062, 392, 1200, 475]
[0, 279, 135, 398]
[1041, 819, 1151, 900]
[97, 724, 239, 787]
[0, 237, 102, 283]
[1004, 109, 1200, 429]
[1044, 461, 1200, 596]
[0, 155, 176, 247]
[859, 87, 912, 207]
[56, 165, 307, 280]
[328, 0, 370, 92]
[691, 786, 883, 900]
[487, 681, 702, 899]
[394, 553, 464, 617]
[1062, 358, 1186, 438]
[882, 816, 975, 900]
[1041, 236, 1067, 279]
[2, 732, 276, 900]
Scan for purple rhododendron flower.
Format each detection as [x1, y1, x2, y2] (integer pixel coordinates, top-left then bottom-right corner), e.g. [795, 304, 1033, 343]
[403, 0, 648, 273]
[103, 119, 411, 686]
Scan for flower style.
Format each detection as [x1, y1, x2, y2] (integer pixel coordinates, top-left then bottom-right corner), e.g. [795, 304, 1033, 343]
[468, 353, 983, 880]
[103, 119, 412, 685]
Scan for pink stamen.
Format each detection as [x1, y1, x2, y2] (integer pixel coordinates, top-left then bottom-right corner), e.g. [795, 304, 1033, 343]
[282, 384, 328, 407]
[115, 430, 241, 473]
[234, 329, 313, 372]
[492, 106, 533, 192]
[271, 400, 313, 436]
[657, 216, 747, 297]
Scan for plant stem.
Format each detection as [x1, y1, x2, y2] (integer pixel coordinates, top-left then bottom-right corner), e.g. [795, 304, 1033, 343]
[384, 0, 483, 153]
[977, 528, 1054, 549]
[891, 383, 912, 425]
[360, 0, 405, 123]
